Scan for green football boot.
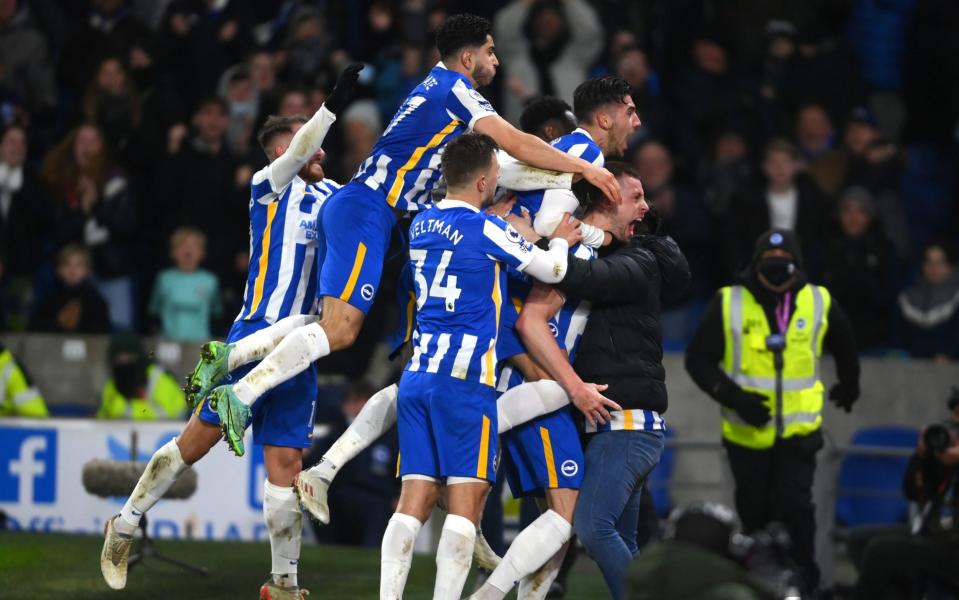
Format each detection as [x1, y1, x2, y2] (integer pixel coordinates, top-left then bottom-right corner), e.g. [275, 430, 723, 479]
[208, 385, 250, 456]
[183, 341, 233, 410]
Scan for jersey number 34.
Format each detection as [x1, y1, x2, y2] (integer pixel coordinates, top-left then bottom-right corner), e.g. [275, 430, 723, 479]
[409, 248, 462, 313]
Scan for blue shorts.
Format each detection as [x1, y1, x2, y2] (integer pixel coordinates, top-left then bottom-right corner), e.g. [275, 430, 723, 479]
[196, 319, 318, 449]
[397, 371, 497, 482]
[502, 407, 584, 498]
[497, 276, 532, 362]
[317, 181, 397, 314]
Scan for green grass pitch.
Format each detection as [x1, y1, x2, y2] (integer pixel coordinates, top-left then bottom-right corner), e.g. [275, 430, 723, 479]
[0, 532, 609, 599]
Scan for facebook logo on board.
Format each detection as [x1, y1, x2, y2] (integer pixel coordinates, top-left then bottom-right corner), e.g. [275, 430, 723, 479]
[0, 427, 57, 504]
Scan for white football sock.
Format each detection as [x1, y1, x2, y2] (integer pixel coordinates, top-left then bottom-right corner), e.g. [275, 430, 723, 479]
[497, 380, 569, 434]
[472, 510, 572, 599]
[264, 480, 301, 588]
[233, 322, 330, 406]
[517, 541, 569, 600]
[116, 439, 188, 536]
[380, 513, 422, 600]
[434, 514, 477, 600]
[228, 315, 318, 371]
[312, 383, 398, 482]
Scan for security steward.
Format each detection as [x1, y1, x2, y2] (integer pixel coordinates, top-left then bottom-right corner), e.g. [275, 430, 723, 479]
[96, 332, 187, 420]
[685, 228, 860, 592]
[0, 344, 49, 417]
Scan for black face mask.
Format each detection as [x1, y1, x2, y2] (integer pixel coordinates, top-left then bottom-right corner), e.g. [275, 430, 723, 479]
[757, 256, 796, 287]
[113, 362, 146, 398]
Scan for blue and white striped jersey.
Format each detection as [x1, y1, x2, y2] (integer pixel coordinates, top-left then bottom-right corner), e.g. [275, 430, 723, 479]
[405, 199, 536, 387]
[354, 62, 498, 212]
[513, 128, 604, 218]
[549, 243, 596, 363]
[236, 169, 340, 323]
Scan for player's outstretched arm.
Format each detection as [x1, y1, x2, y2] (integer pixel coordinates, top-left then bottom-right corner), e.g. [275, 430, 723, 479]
[267, 63, 363, 190]
[516, 283, 620, 426]
[516, 213, 582, 284]
[474, 115, 621, 203]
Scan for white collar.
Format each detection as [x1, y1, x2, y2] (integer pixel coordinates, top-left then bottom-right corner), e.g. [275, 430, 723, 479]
[573, 127, 595, 142]
[436, 61, 448, 70]
[436, 198, 480, 213]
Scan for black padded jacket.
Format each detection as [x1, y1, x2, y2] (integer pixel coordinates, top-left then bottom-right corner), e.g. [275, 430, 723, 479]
[558, 235, 691, 413]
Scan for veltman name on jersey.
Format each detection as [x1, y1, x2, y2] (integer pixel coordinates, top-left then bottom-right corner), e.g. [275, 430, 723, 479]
[409, 217, 465, 246]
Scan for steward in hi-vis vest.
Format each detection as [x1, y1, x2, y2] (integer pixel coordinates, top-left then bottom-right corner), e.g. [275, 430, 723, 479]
[685, 228, 860, 594]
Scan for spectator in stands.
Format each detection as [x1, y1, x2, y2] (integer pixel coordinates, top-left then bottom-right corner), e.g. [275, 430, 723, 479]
[81, 56, 142, 154]
[148, 227, 220, 342]
[96, 331, 186, 420]
[0, 0, 57, 117]
[217, 65, 258, 156]
[805, 107, 900, 198]
[308, 380, 400, 547]
[895, 241, 959, 363]
[160, 0, 254, 105]
[614, 45, 671, 147]
[44, 123, 138, 330]
[281, 7, 336, 85]
[337, 99, 382, 184]
[494, 0, 604, 123]
[722, 138, 828, 280]
[30, 244, 110, 334]
[374, 42, 428, 120]
[0, 343, 48, 417]
[0, 125, 50, 329]
[153, 97, 247, 285]
[58, 0, 155, 97]
[275, 86, 310, 118]
[671, 30, 753, 169]
[248, 50, 280, 126]
[795, 103, 835, 163]
[821, 187, 899, 352]
[699, 127, 754, 220]
[633, 140, 717, 301]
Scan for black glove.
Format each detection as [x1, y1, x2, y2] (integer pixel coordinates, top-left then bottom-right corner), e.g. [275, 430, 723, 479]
[325, 63, 364, 115]
[829, 382, 859, 413]
[728, 390, 772, 427]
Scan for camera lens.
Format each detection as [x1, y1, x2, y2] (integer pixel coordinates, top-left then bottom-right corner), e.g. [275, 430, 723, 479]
[924, 424, 951, 454]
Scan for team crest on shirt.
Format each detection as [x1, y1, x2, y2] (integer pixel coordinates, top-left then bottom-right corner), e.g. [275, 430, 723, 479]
[796, 317, 806, 330]
[505, 224, 532, 253]
[361, 284, 375, 301]
[467, 88, 494, 111]
[548, 322, 559, 338]
[561, 460, 579, 477]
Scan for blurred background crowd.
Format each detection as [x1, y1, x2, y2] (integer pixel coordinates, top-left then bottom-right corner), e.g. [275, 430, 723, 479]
[0, 0, 957, 364]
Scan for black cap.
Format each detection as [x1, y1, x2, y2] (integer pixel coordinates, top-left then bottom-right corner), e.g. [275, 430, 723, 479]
[751, 228, 803, 269]
[108, 331, 146, 363]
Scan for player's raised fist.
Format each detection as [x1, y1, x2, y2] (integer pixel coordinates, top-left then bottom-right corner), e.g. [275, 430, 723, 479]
[325, 63, 364, 114]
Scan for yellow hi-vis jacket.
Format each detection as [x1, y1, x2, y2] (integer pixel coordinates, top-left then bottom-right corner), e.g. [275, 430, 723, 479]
[0, 349, 48, 417]
[96, 364, 186, 420]
[720, 284, 830, 449]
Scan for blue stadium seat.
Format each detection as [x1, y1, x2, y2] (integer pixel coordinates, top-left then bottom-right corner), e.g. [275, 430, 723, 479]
[646, 427, 675, 518]
[835, 425, 919, 527]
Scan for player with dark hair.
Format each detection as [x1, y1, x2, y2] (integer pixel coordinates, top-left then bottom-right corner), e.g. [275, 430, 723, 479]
[186, 14, 621, 525]
[520, 96, 577, 141]
[378, 133, 583, 600]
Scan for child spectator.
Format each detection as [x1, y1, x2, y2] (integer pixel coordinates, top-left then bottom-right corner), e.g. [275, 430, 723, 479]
[30, 244, 111, 334]
[149, 227, 220, 341]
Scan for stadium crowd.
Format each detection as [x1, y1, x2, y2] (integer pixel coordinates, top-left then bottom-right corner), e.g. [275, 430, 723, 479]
[0, 0, 957, 361]
[2, 3, 958, 599]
